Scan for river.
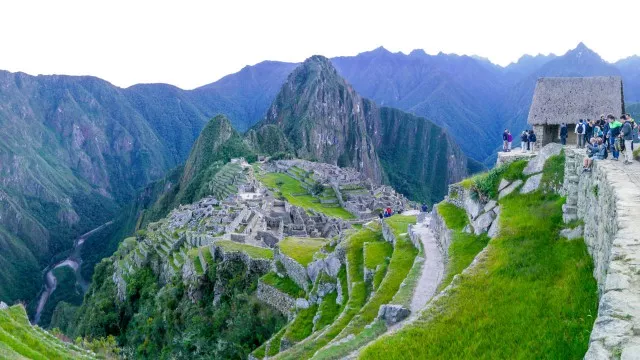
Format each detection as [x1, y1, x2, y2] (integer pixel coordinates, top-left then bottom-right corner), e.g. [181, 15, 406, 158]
[33, 220, 113, 324]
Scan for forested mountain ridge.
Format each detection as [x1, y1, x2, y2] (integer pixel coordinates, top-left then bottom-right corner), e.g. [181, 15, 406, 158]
[251, 55, 472, 204]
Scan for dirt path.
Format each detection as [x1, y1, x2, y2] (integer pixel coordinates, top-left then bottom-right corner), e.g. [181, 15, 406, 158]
[407, 215, 444, 314]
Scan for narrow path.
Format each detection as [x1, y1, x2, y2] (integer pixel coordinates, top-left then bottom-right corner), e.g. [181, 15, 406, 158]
[407, 215, 444, 314]
[33, 220, 113, 324]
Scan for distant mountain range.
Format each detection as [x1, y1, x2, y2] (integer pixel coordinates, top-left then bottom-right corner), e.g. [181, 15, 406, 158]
[1, 41, 639, 313]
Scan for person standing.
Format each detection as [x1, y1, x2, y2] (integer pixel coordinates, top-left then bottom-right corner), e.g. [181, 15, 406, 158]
[608, 114, 622, 161]
[585, 119, 593, 143]
[528, 129, 537, 153]
[507, 131, 513, 152]
[575, 119, 586, 148]
[521, 131, 529, 152]
[502, 129, 509, 152]
[559, 122, 568, 145]
[621, 115, 634, 164]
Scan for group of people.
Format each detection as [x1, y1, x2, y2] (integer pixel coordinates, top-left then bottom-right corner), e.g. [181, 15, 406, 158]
[581, 114, 637, 171]
[379, 207, 395, 219]
[502, 129, 538, 153]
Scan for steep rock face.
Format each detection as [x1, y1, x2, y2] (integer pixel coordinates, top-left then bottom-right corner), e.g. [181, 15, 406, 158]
[260, 56, 382, 183]
[253, 56, 469, 203]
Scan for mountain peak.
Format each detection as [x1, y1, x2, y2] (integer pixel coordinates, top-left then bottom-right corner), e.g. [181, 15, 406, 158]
[566, 42, 599, 58]
[409, 49, 428, 57]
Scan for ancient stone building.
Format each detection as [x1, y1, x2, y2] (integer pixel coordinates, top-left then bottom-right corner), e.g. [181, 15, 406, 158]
[527, 77, 624, 146]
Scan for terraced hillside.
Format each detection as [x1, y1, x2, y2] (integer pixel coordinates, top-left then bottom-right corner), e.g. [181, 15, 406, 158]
[0, 304, 96, 359]
[68, 158, 412, 358]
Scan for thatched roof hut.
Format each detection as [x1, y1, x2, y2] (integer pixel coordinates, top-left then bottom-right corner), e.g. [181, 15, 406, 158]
[527, 77, 624, 125]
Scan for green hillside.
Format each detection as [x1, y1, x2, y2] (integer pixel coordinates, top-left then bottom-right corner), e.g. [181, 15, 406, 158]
[0, 304, 96, 359]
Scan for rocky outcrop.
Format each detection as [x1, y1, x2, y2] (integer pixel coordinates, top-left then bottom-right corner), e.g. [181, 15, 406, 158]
[498, 180, 523, 199]
[378, 304, 410, 326]
[523, 143, 563, 175]
[0, 301, 8, 310]
[520, 173, 542, 194]
[563, 148, 640, 359]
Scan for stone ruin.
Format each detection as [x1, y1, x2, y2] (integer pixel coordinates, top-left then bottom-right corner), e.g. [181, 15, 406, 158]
[527, 77, 624, 146]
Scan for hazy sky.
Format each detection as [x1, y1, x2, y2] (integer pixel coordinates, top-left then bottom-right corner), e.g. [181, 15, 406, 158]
[2, 0, 638, 89]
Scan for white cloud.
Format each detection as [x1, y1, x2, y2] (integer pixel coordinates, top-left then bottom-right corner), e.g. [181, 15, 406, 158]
[0, 0, 636, 89]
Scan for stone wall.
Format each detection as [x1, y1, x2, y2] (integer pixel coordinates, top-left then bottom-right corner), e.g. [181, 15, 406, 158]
[563, 148, 640, 359]
[430, 207, 452, 260]
[275, 250, 309, 291]
[257, 281, 295, 319]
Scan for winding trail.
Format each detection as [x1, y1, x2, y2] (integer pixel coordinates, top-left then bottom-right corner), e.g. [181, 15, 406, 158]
[407, 215, 444, 314]
[33, 221, 113, 324]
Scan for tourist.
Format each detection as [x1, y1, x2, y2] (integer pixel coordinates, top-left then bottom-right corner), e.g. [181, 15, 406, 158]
[520, 131, 529, 152]
[585, 119, 593, 144]
[593, 123, 604, 139]
[378, 212, 384, 220]
[528, 130, 537, 153]
[507, 131, 513, 152]
[575, 119, 586, 148]
[608, 114, 622, 161]
[421, 203, 428, 212]
[502, 129, 509, 152]
[621, 115, 634, 165]
[559, 122, 568, 145]
[583, 138, 605, 172]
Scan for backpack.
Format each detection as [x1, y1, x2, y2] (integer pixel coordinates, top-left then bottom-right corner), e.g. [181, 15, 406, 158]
[530, 133, 537, 142]
[577, 123, 584, 133]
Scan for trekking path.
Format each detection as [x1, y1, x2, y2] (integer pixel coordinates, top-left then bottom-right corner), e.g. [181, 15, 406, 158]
[389, 212, 444, 331]
[407, 215, 444, 314]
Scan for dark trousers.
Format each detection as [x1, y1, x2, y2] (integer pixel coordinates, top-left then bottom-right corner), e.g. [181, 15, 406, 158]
[560, 136, 566, 145]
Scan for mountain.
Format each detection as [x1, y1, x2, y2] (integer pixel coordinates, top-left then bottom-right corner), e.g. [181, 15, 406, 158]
[331, 47, 506, 163]
[252, 55, 473, 204]
[0, 63, 293, 311]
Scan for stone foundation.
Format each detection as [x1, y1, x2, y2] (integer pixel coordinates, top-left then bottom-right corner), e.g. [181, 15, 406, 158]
[563, 148, 640, 359]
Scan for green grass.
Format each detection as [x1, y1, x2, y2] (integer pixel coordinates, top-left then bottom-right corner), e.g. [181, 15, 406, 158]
[274, 229, 372, 359]
[462, 159, 529, 201]
[279, 237, 328, 266]
[372, 262, 388, 290]
[360, 192, 598, 359]
[312, 320, 386, 360]
[436, 202, 468, 230]
[0, 305, 94, 359]
[261, 272, 306, 298]
[435, 202, 490, 290]
[284, 304, 319, 342]
[540, 151, 565, 192]
[267, 327, 287, 356]
[337, 217, 417, 339]
[258, 172, 355, 219]
[215, 240, 274, 259]
[315, 292, 341, 330]
[201, 246, 214, 265]
[363, 241, 393, 269]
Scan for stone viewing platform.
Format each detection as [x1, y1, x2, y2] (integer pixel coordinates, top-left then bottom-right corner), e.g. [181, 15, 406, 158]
[563, 146, 640, 359]
[495, 149, 537, 166]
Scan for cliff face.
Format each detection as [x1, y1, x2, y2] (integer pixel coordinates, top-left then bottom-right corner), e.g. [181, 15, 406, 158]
[254, 56, 469, 204]
[260, 56, 383, 183]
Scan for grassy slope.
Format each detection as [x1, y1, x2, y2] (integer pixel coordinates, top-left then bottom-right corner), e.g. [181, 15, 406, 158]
[361, 191, 598, 359]
[279, 237, 328, 266]
[274, 229, 373, 359]
[436, 202, 490, 290]
[0, 305, 93, 359]
[258, 172, 355, 219]
[215, 240, 274, 259]
[261, 272, 306, 298]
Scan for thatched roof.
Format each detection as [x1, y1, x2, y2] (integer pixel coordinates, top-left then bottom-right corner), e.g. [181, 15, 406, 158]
[527, 77, 624, 125]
